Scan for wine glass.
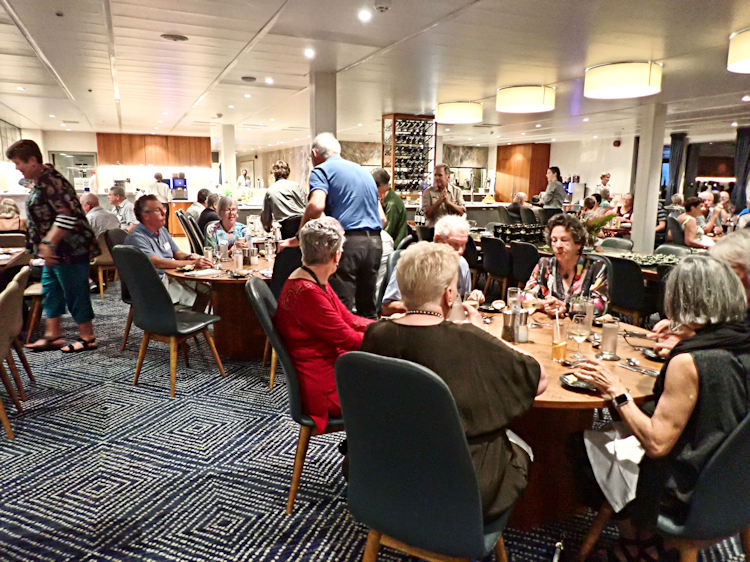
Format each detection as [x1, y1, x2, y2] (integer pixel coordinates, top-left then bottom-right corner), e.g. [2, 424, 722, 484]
[521, 291, 540, 328]
[569, 314, 589, 361]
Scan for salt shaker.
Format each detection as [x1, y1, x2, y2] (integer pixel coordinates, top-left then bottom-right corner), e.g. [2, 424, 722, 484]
[515, 310, 529, 343]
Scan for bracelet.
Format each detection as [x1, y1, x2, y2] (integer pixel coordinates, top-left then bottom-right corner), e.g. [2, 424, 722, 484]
[40, 240, 56, 249]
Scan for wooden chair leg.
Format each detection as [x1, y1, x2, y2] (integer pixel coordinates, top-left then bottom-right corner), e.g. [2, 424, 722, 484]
[25, 296, 42, 345]
[269, 349, 277, 389]
[120, 306, 133, 351]
[262, 338, 270, 367]
[740, 526, 750, 560]
[501, 277, 507, 301]
[13, 339, 34, 382]
[97, 267, 105, 299]
[202, 328, 226, 378]
[6, 352, 27, 401]
[113, 269, 118, 281]
[0, 363, 23, 413]
[493, 536, 508, 562]
[286, 425, 313, 514]
[483, 276, 492, 294]
[577, 502, 614, 560]
[133, 332, 150, 386]
[169, 336, 178, 398]
[0, 398, 13, 439]
[362, 529, 382, 562]
[674, 540, 699, 562]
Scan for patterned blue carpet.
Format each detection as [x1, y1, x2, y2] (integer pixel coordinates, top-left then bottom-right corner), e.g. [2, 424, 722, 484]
[0, 284, 745, 561]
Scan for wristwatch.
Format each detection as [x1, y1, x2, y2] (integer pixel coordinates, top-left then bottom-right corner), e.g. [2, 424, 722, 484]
[612, 392, 633, 409]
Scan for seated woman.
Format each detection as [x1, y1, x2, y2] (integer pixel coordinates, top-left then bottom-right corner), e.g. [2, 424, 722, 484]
[678, 196, 714, 249]
[524, 213, 609, 316]
[275, 217, 374, 433]
[206, 196, 249, 250]
[361, 241, 546, 521]
[570, 255, 750, 560]
[579, 196, 599, 222]
[0, 198, 26, 232]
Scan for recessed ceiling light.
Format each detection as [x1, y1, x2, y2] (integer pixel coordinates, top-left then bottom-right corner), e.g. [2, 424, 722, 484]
[151, 132, 156, 135]
[507, 142, 511, 145]
[583, 117, 589, 122]
[60, 123, 66, 127]
[732, 121, 739, 127]
[153, 127, 158, 130]
[358, 8, 372, 22]
[16, 86, 24, 91]
[304, 48, 315, 59]
[551, 138, 556, 142]
[244, 93, 251, 98]
[228, 105, 234, 109]
[357, 123, 362, 127]
[49, 114, 55, 118]
[65, 128, 71, 131]
[743, 95, 750, 102]
[445, 128, 450, 132]
[535, 123, 541, 128]
[157, 120, 162, 123]
[160, 33, 188, 42]
[521, 132, 526, 136]
[162, 112, 167, 116]
[468, 137, 472, 141]
[593, 135, 598, 139]
[265, 77, 274, 85]
[476, 143, 480, 146]
[269, 117, 275, 122]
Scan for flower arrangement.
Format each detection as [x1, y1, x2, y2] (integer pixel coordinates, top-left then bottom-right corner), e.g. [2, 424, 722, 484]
[582, 213, 616, 247]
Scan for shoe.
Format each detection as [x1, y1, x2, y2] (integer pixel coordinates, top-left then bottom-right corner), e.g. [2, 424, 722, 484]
[89, 282, 98, 293]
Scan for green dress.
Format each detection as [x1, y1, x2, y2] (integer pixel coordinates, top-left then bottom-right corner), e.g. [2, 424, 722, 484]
[383, 189, 408, 247]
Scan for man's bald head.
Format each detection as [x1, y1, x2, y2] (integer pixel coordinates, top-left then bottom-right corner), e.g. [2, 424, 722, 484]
[80, 192, 100, 213]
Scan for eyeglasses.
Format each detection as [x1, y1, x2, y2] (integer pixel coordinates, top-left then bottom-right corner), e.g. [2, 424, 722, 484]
[223, 208, 239, 215]
[144, 208, 166, 215]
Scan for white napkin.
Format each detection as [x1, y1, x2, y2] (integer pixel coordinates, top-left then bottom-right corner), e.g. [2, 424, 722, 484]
[183, 268, 223, 277]
[258, 268, 273, 278]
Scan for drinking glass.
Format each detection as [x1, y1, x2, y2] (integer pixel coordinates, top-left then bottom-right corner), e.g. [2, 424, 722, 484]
[507, 287, 521, 309]
[264, 237, 275, 261]
[569, 314, 588, 360]
[203, 246, 213, 263]
[463, 291, 479, 309]
[598, 319, 620, 361]
[551, 322, 568, 362]
[521, 291, 540, 328]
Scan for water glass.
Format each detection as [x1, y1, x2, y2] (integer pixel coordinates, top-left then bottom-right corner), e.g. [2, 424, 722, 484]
[598, 319, 620, 360]
[203, 246, 213, 263]
[264, 238, 275, 260]
[551, 322, 568, 362]
[507, 287, 521, 309]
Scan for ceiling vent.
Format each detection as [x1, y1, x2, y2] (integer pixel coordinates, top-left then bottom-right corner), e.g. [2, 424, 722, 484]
[160, 33, 188, 42]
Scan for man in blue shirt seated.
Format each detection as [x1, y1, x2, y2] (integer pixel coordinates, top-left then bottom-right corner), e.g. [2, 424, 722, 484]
[125, 194, 211, 308]
[298, 132, 383, 318]
[381, 215, 485, 316]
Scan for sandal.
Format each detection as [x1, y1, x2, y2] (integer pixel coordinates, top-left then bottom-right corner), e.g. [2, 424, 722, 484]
[60, 337, 99, 353]
[25, 337, 64, 352]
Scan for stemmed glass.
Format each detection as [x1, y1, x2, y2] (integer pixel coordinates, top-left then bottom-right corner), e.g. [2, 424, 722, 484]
[521, 290, 540, 328]
[569, 314, 589, 361]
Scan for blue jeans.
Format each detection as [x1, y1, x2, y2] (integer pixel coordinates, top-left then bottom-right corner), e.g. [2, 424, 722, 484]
[41, 262, 95, 324]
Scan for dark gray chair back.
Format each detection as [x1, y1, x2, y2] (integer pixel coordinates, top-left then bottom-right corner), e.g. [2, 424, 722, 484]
[463, 236, 480, 271]
[481, 236, 511, 278]
[111, 245, 178, 334]
[605, 255, 647, 311]
[599, 237, 634, 251]
[510, 241, 539, 286]
[104, 228, 131, 303]
[395, 233, 416, 251]
[417, 226, 434, 242]
[655, 243, 691, 257]
[270, 247, 302, 300]
[520, 206, 538, 225]
[245, 277, 307, 426]
[658, 413, 750, 540]
[540, 208, 563, 225]
[497, 206, 511, 225]
[176, 210, 202, 254]
[667, 216, 685, 245]
[336, 352, 488, 558]
[187, 214, 205, 246]
[376, 249, 402, 316]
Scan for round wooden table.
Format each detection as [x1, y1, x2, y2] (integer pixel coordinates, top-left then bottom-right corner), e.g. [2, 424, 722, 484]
[165, 259, 272, 361]
[484, 311, 661, 530]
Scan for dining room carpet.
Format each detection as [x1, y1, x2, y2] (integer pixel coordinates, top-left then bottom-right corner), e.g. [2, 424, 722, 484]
[0, 284, 744, 561]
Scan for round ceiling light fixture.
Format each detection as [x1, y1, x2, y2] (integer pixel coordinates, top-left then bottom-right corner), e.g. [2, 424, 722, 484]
[583, 61, 662, 99]
[728, 27, 750, 73]
[160, 33, 189, 42]
[435, 102, 482, 124]
[496, 85, 555, 113]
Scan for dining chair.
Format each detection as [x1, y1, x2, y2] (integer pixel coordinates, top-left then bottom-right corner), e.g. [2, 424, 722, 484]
[416, 225, 434, 242]
[103, 228, 133, 350]
[186, 214, 205, 247]
[520, 207, 538, 225]
[335, 352, 513, 562]
[598, 237, 634, 251]
[497, 206, 512, 225]
[540, 208, 563, 224]
[395, 233, 416, 251]
[112, 245, 226, 397]
[90, 231, 117, 299]
[23, 280, 43, 345]
[245, 277, 344, 514]
[602, 255, 655, 326]
[376, 249, 402, 317]
[463, 236, 482, 288]
[176, 210, 202, 254]
[655, 243, 691, 257]
[510, 241, 540, 287]
[667, 216, 686, 245]
[481, 236, 511, 298]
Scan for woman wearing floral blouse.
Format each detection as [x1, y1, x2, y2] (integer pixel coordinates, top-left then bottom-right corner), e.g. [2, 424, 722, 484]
[524, 213, 609, 316]
[206, 196, 249, 251]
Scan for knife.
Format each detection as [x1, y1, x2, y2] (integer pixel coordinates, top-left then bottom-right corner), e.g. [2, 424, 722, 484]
[618, 363, 659, 377]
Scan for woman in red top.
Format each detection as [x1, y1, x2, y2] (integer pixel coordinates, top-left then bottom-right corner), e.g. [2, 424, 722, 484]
[275, 217, 373, 433]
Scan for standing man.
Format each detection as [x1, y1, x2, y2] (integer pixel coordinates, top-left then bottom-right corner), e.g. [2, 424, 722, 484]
[237, 168, 252, 189]
[187, 188, 211, 223]
[298, 132, 382, 318]
[147, 172, 170, 223]
[372, 168, 408, 247]
[422, 164, 466, 227]
[80, 192, 120, 237]
[108, 185, 137, 232]
[261, 160, 307, 238]
[7, 139, 99, 353]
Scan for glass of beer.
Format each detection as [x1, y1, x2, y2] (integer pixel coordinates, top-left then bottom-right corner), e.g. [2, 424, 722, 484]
[463, 291, 479, 310]
[552, 322, 568, 362]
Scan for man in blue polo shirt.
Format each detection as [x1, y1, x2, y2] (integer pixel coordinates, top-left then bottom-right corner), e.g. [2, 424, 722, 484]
[300, 132, 382, 317]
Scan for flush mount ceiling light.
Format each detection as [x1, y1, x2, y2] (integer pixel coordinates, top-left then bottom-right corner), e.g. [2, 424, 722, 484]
[304, 47, 315, 59]
[160, 33, 188, 42]
[584, 61, 662, 99]
[435, 102, 482, 124]
[728, 27, 750, 73]
[496, 85, 555, 113]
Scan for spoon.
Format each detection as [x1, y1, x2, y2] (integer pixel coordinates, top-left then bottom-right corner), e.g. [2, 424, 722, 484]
[626, 357, 640, 367]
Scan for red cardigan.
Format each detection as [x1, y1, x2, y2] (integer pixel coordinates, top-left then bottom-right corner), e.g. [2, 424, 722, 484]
[275, 278, 373, 432]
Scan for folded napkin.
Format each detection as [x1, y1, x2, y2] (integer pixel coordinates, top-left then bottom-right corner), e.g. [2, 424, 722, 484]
[183, 268, 223, 277]
[258, 268, 273, 278]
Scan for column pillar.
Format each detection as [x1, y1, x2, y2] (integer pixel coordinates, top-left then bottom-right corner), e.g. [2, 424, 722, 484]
[220, 124, 236, 188]
[630, 103, 666, 253]
[487, 143, 497, 196]
[309, 72, 336, 137]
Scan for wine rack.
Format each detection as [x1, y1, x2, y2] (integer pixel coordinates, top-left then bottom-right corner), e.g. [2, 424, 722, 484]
[381, 113, 436, 192]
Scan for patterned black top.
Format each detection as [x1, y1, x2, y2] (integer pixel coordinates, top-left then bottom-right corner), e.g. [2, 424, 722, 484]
[26, 165, 98, 264]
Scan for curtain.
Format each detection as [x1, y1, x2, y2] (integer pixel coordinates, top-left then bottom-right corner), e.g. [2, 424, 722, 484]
[732, 127, 750, 212]
[665, 132, 687, 201]
[683, 144, 701, 198]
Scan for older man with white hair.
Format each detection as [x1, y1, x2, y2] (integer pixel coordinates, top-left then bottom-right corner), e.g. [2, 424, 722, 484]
[294, 132, 383, 318]
[381, 214, 484, 316]
[80, 192, 120, 237]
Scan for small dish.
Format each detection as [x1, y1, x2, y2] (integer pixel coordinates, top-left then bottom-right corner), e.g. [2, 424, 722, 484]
[176, 264, 195, 272]
[559, 373, 599, 394]
[228, 270, 250, 279]
[491, 299, 506, 311]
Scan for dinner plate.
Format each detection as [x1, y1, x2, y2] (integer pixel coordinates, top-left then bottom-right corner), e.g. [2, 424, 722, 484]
[559, 373, 599, 394]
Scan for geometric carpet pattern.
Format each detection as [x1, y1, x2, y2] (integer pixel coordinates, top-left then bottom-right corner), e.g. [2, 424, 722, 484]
[0, 284, 744, 561]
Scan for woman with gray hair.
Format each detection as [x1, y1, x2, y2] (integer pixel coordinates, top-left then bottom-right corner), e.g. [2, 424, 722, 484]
[275, 217, 374, 433]
[206, 196, 248, 250]
[569, 255, 750, 560]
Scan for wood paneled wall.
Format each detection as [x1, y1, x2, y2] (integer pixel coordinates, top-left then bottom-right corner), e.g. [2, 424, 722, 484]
[495, 143, 550, 202]
[96, 133, 211, 167]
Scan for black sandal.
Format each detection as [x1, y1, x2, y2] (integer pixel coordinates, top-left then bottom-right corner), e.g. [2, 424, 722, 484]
[60, 337, 99, 353]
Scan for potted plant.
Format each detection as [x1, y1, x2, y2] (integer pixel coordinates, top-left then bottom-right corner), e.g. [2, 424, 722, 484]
[582, 213, 616, 250]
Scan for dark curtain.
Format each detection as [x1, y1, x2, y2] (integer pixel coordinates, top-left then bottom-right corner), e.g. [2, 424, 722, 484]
[665, 132, 687, 201]
[683, 144, 701, 198]
[731, 127, 750, 212]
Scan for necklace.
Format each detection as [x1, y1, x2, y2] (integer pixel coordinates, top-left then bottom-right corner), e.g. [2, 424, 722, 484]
[405, 309, 444, 319]
[300, 265, 325, 290]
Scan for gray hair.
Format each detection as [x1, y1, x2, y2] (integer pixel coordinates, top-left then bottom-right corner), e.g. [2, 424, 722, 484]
[513, 192, 526, 204]
[671, 193, 684, 205]
[206, 192, 220, 208]
[109, 185, 125, 198]
[311, 132, 341, 159]
[396, 241, 459, 309]
[79, 192, 99, 207]
[664, 255, 746, 330]
[299, 217, 345, 265]
[601, 187, 611, 200]
[709, 229, 750, 278]
[217, 196, 237, 214]
[0, 198, 21, 219]
[434, 214, 470, 239]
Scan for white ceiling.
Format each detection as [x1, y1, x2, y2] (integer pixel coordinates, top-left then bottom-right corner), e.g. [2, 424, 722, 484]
[1, 0, 749, 153]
